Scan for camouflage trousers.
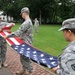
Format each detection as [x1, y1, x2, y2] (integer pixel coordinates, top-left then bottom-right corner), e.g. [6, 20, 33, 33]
[34, 25, 39, 33]
[20, 55, 33, 72]
[0, 36, 7, 63]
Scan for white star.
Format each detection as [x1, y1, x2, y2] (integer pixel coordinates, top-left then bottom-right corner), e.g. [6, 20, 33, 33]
[26, 54, 29, 57]
[51, 62, 56, 65]
[14, 46, 19, 49]
[47, 65, 51, 68]
[33, 55, 37, 56]
[40, 54, 44, 57]
[27, 51, 30, 53]
[15, 47, 18, 49]
[27, 48, 30, 50]
[41, 59, 46, 63]
[33, 51, 37, 54]
[41, 59, 45, 61]
[33, 56, 37, 61]
[19, 51, 23, 54]
[49, 57, 54, 60]
[33, 54, 37, 61]
[16, 46, 18, 47]
[21, 48, 24, 50]
[22, 44, 25, 46]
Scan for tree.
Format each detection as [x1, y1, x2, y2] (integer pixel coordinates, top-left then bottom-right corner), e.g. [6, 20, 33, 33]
[0, 0, 75, 24]
[57, 0, 75, 20]
[26, 0, 59, 24]
[0, 0, 27, 21]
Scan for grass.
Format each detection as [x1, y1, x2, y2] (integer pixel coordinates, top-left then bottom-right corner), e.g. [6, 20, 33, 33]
[11, 23, 69, 57]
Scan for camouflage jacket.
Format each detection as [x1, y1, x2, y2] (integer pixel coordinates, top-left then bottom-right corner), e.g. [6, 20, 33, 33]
[0, 22, 9, 28]
[7, 18, 33, 44]
[56, 41, 75, 75]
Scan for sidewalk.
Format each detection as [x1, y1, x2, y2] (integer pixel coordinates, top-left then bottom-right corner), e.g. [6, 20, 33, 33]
[5, 45, 56, 75]
[0, 68, 13, 75]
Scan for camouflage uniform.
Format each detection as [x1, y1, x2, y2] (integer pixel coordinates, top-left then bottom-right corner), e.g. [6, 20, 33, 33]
[34, 19, 39, 33]
[56, 18, 75, 75]
[0, 21, 7, 64]
[7, 18, 33, 72]
[56, 41, 75, 75]
[0, 35, 7, 63]
[0, 22, 10, 28]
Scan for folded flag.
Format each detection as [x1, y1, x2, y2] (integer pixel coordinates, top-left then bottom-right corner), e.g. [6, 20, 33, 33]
[0, 31, 58, 69]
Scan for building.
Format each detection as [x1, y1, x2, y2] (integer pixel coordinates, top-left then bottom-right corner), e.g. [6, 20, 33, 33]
[0, 11, 13, 22]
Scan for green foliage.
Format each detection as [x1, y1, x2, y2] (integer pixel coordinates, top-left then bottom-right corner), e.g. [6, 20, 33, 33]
[0, 0, 75, 23]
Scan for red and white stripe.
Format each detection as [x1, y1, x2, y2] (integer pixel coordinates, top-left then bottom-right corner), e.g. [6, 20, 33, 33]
[0, 32, 24, 46]
[2, 23, 15, 33]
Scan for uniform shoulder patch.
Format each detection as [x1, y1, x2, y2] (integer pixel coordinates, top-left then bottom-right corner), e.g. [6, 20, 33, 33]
[71, 64, 75, 71]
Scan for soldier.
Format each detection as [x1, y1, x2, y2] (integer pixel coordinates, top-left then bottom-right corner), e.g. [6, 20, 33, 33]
[0, 35, 7, 69]
[52, 18, 75, 75]
[0, 17, 15, 33]
[0, 17, 8, 69]
[0, 17, 15, 69]
[34, 18, 39, 33]
[0, 17, 14, 69]
[4, 7, 33, 75]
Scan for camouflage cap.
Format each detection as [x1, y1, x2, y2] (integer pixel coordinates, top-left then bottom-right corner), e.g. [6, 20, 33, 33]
[20, 7, 29, 15]
[58, 18, 75, 31]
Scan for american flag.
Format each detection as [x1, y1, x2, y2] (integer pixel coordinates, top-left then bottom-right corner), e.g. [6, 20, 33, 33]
[0, 31, 58, 69]
[1, 23, 15, 33]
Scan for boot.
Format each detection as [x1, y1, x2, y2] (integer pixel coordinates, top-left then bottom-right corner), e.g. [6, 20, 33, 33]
[16, 69, 25, 75]
[2, 62, 8, 67]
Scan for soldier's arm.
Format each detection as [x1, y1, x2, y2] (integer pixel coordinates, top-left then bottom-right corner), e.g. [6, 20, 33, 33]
[56, 53, 75, 75]
[6, 22, 30, 38]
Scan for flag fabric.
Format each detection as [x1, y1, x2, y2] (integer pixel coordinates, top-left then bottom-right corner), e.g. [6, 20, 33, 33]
[0, 31, 58, 69]
[1, 23, 15, 33]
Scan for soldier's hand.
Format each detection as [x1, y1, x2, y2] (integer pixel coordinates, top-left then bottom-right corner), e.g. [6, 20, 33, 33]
[52, 66, 59, 72]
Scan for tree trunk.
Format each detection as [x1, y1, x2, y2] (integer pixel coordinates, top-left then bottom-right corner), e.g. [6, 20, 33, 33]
[39, 10, 42, 24]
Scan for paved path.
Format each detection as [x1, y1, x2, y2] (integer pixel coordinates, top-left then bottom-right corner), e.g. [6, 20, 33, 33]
[4, 45, 57, 75]
[0, 68, 13, 75]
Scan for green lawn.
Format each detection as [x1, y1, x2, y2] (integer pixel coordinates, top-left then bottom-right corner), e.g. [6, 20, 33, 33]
[11, 23, 69, 57]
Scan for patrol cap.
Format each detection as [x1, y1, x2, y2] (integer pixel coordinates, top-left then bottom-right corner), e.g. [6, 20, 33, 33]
[58, 18, 75, 31]
[20, 7, 29, 15]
